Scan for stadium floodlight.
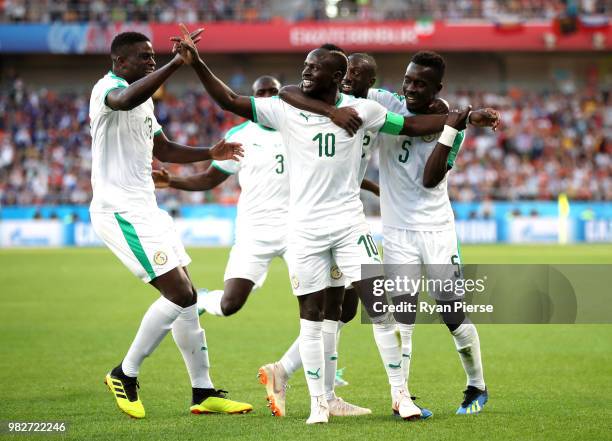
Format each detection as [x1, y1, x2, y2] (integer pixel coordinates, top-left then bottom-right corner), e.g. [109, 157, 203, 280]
[325, 0, 340, 18]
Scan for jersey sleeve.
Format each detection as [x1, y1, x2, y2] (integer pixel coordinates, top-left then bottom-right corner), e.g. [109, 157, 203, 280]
[250, 96, 284, 130]
[98, 77, 129, 116]
[367, 88, 405, 113]
[152, 112, 163, 136]
[211, 124, 247, 175]
[357, 99, 399, 134]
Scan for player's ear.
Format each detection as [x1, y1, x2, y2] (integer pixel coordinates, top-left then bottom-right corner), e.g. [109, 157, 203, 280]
[368, 77, 376, 88]
[436, 82, 443, 93]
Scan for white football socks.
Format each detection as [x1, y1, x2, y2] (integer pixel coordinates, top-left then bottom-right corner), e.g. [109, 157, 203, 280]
[122, 296, 182, 377]
[280, 319, 347, 380]
[280, 338, 302, 377]
[397, 323, 415, 394]
[452, 322, 485, 390]
[197, 289, 225, 316]
[299, 319, 325, 398]
[172, 304, 214, 389]
[372, 322, 405, 393]
[322, 320, 339, 401]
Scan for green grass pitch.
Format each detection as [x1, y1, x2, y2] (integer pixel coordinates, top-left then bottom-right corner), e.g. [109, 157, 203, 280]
[1, 244, 611, 440]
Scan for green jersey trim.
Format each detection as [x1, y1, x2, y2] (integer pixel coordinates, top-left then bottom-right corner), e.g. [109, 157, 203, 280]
[103, 86, 126, 107]
[211, 162, 234, 175]
[257, 123, 276, 132]
[379, 111, 404, 135]
[250, 96, 258, 123]
[154, 128, 163, 136]
[335, 94, 343, 107]
[446, 130, 465, 168]
[108, 71, 128, 83]
[114, 213, 156, 281]
[225, 121, 250, 140]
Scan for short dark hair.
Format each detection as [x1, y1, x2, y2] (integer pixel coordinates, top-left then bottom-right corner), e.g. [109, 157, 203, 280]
[319, 43, 346, 54]
[349, 53, 378, 75]
[411, 51, 445, 80]
[327, 50, 348, 77]
[111, 32, 150, 55]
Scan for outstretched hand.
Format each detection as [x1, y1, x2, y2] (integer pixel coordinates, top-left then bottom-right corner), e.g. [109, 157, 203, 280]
[329, 107, 363, 136]
[469, 108, 501, 130]
[152, 168, 171, 189]
[210, 139, 244, 161]
[171, 23, 204, 65]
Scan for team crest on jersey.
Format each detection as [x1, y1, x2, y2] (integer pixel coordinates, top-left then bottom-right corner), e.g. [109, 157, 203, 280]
[153, 251, 168, 265]
[291, 275, 300, 289]
[421, 132, 440, 143]
[330, 265, 343, 280]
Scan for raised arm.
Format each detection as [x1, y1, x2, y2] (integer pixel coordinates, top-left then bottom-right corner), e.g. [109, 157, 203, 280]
[153, 134, 243, 164]
[153, 166, 229, 191]
[106, 29, 203, 111]
[279, 85, 363, 135]
[174, 24, 253, 120]
[400, 107, 499, 137]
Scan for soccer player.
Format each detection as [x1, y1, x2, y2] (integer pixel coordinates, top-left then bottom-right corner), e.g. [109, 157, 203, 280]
[275, 50, 496, 416]
[89, 31, 252, 419]
[172, 25, 495, 424]
[153, 75, 375, 418]
[152, 75, 288, 318]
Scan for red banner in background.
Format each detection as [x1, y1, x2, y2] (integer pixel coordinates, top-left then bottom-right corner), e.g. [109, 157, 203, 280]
[151, 21, 610, 53]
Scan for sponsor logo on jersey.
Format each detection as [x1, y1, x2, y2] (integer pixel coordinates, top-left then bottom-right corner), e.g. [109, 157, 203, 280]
[153, 251, 168, 265]
[330, 265, 343, 280]
[421, 132, 440, 143]
[291, 275, 300, 289]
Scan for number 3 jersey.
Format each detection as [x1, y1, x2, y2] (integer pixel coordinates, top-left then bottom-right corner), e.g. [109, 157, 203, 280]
[251, 94, 404, 229]
[212, 121, 288, 238]
[368, 88, 465, 231]
[89, 71, 162, 213]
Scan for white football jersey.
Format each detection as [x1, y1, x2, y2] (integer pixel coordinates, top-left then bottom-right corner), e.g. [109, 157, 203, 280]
[251, 94, 399, 228]
[89, 71, 162, 213]
[368, 88, 465, 231]
[212, 121, 288, 236]
[357, 130, 377, 183]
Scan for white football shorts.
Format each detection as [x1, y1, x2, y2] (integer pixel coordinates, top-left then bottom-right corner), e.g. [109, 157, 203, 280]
[90, 208, 191, 283]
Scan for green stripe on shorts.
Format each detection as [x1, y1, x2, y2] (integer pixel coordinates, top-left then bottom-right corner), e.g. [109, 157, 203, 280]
[114, 213, 157, 281]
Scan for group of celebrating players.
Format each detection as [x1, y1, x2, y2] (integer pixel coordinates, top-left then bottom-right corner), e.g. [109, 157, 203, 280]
[90, 23, 499, 424]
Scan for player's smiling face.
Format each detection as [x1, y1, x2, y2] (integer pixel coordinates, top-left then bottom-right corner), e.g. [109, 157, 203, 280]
[301, 50, 337, 97]
[402, 62, 442, 113]
[121, 41, 156, 83]
[341, 57, 375, 99]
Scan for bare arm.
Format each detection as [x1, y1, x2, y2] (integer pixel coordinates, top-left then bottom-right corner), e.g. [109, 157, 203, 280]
[423, 110, 469, 188]
[153, 133, 243, 164]
[153, 166, 230, 191]
[360, 178, 380, 196]
[174, 25, 253, 119]
[279, 85, 363, 135]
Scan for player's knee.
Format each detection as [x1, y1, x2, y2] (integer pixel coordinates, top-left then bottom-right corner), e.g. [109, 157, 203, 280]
[220, 296, 245, 316]
[167, 278, 195, 308]
[300, 304, 324, 321]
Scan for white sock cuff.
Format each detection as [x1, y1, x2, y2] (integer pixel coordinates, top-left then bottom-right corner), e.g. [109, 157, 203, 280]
[397, 323, 415, 332]
[300, 319, 323, 338]
[373, 322, 395, 332]
[322, 319, 338, 334]
[154, 296, 183, 320]
[175, 303, 198, 320]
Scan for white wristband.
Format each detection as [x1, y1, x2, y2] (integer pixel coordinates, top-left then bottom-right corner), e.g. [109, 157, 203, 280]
[438, 125, 458, 147]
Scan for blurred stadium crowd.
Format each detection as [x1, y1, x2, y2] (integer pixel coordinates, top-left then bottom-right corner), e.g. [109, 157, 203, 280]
[0, 75, 609, 212]
[0, 0, 608, 23]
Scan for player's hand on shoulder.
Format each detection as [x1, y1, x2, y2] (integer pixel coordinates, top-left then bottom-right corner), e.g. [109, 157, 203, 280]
[446, 106, 471, 131]
[210, 139, 244, 161]
[152, 168, 171, 189]
[468, 107, 501, 130]
[329, 107, 363, 136]
[428, 97, 449, 115]
[170, 23, 204, 66]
